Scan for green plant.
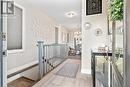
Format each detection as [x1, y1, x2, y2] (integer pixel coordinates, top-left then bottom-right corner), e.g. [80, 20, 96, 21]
[109, 0, 123, 21]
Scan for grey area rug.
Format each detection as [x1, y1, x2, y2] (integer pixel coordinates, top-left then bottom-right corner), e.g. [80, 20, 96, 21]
[56, 63, 79, 78]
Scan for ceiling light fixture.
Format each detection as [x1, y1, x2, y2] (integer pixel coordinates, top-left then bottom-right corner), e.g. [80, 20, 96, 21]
[65, 11, 77, 18]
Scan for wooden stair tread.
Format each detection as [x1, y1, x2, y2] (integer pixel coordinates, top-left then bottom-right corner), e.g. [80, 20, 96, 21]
[8, 77, 36, 87]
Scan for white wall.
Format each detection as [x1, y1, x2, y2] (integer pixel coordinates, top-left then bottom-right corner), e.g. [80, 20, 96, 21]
[7, 0, 69, 82]
[81, 0, 108, 74]
[125, 0, 130, 86]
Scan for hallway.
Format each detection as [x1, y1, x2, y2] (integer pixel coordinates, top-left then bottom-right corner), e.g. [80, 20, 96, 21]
[0, 0, 126, 86]
[33, 59, 92, 87]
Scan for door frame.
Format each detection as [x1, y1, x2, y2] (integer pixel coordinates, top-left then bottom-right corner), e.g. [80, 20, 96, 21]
[0, 2, 3, 86]
[0, 0, 7, 87]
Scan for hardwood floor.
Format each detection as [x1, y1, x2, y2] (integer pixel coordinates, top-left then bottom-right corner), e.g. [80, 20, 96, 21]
[33, 59, 92, 87]
[67, 55, 81, 60]
[8, 77, 36, 87]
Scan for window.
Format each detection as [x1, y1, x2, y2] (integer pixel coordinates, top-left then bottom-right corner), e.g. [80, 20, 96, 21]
[7, 4, 24, 52]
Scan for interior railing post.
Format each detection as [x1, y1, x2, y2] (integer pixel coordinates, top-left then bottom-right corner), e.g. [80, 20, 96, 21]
[37, 41, 44, 79]
[45, 46, 47, 74]
[59, 45, 61, 58]
[65, 44, 68, 58]
[46, 46, 48, 73]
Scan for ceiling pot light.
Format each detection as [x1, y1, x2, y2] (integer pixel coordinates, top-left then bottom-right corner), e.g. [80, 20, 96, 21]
[65, 11, 77, 18]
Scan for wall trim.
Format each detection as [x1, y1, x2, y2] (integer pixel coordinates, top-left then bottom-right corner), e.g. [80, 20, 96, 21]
[7, 74, 21, 83]
[7, 61, 38, 83]
[8, 61, 38, 75]
[81, 69, 91, 75]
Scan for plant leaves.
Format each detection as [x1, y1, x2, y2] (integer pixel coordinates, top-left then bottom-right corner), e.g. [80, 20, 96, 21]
[108, 0, 123, 21]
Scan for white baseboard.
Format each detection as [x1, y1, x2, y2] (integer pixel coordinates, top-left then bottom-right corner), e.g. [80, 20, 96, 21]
[81, 69, 91, 75]
[7, 74, 21, 83]
[7, 61, 38, 83]
[8, 61, 38, 75]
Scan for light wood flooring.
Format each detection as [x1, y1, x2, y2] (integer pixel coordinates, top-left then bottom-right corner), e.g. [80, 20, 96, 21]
[33, 59, 92, 87]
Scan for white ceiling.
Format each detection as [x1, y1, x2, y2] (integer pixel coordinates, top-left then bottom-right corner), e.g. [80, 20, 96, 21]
[24, 0, 82, 31]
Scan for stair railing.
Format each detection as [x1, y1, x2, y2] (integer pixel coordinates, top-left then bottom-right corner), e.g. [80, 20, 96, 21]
[37, 41, 68, 79]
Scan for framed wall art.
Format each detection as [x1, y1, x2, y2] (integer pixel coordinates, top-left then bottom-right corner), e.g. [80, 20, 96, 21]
[86, 0, 102, 15]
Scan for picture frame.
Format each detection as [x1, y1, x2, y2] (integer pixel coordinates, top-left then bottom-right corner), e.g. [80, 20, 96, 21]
[86, 0, 102, 15]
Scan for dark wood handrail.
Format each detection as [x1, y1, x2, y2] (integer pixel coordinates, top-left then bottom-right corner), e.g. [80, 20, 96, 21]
[7, 63, 38, 78]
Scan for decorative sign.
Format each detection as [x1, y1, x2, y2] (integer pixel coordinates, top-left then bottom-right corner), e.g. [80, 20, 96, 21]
[86, 0, 102, 15]
[95, 28, 102, 36]
[1, 1, 14, 15]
